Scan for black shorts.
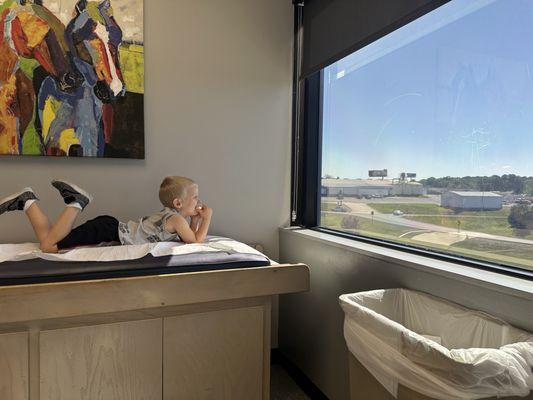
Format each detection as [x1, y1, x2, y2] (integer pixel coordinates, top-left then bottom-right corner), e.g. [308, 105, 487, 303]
[57, 215, 120, 250]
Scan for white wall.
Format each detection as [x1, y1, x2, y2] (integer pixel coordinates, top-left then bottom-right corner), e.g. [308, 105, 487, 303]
[0, 0, 294, 260]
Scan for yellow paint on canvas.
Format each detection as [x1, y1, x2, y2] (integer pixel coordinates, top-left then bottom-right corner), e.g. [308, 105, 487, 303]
[18, 12, 50, 48]
[42, 96, 60, 140]
[119, 44, 144, 94]
[0, 76, 18, 154]
[58, 128, 79, 153]
[42, 99, 79, 154]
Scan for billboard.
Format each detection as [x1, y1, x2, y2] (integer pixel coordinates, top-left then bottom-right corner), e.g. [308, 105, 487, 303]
[368, 169, 388, 178]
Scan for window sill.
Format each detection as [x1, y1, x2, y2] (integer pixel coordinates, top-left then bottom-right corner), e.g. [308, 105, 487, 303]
[281, 227, 533, 301]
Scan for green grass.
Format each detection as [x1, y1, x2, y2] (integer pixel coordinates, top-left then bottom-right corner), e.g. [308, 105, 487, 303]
[451, 238, 533, 269]
[457, 208, 511, 217]
[454, 238, 533, 257]
[321, 199, 533, 271]
[320, 210, 533, 271]
[368, 203, 529, 239]
[405, 215, 533, 239]
[320, 213, 343, 227]
[320, 213, 415, 240]
[368, 203, 511, 217]
[368, 203, 452, 215]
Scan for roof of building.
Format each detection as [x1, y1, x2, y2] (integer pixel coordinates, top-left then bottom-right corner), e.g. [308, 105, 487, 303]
[322, 179, 422, 187]
[447, 191, 502, 197]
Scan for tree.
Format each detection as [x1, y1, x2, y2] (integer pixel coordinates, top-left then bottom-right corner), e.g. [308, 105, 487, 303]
[508, 204, 533, 230]
[420, 174, 530, 193]
[341, 215, 359, 230]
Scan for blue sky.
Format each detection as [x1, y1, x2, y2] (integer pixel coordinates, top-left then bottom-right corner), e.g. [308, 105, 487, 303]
[322, 0, 533, 180]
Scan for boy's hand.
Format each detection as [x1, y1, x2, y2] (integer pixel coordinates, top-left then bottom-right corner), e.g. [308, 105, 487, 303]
[198, 204, 213, 220]
[190, 214, 202, 231]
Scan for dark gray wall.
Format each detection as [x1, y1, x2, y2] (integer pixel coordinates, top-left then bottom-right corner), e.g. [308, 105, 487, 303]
[278, 228, 533, 400]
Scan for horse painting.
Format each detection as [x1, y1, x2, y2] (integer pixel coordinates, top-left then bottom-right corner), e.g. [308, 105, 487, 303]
[38, 0, 126, 156]
[0, 0, 81, 155]
[0, 0, 144, 158]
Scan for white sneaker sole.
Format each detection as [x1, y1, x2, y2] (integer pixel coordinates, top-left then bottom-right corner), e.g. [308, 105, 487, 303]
[51, 180, 94, 203]
[0, 187, 35, 206]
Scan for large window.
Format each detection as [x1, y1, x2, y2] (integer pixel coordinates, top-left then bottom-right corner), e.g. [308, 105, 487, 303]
[319, 0, 533, 272]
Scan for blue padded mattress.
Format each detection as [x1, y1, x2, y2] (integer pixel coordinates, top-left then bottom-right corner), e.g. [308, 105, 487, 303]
[0, 251, 271, 286]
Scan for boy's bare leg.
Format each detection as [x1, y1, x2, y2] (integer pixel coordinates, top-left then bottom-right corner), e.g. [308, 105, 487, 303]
[39, 207, 81, 253]
[1, 182, 91, 253]
[37, 180, 93, 252]
[25, 202, 51, 243]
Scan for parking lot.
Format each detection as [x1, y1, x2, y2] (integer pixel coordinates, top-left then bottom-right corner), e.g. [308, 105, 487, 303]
[322, 194, 441, 205]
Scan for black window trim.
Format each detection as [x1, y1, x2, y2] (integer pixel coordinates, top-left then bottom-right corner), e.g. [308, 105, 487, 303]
[291, 1, 533, 282]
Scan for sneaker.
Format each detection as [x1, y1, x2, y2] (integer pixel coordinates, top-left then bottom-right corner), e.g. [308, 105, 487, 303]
[0, 188, 38, 215]
[51, 180, 93, 210]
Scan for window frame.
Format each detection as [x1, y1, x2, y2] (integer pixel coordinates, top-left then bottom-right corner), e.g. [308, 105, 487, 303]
[291, 2, 533, 281]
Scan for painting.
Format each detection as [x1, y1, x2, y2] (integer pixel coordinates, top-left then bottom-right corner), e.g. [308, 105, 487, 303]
[0, 0, 144, 158]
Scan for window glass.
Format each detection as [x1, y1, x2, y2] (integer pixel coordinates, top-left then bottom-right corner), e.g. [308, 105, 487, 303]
[320, 0, 533, 271]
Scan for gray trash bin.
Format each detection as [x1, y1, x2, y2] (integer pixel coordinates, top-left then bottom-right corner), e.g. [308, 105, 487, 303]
[340, 289, 533, 400]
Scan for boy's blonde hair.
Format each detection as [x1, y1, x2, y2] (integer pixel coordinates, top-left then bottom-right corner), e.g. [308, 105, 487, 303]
[159, 176, 196, 208]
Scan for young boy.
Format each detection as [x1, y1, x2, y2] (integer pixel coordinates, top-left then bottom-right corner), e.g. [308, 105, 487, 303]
[0, 176, 213, 253]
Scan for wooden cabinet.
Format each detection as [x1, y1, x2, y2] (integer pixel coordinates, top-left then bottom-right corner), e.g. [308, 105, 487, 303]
[163, 306, 266, 400]
[0, 264, 309, 400]
[0, 332, 28, 400]
[40, 319, 162, 400]
[37, 306, 270, 400]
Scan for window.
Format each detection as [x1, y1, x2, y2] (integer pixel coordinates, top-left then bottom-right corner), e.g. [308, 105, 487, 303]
[318, 0, 533, 273]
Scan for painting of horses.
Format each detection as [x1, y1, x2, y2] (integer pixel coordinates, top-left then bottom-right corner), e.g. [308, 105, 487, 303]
[0, 0, 144, 158]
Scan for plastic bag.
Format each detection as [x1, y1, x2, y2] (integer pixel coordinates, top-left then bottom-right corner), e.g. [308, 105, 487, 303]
[340, 289, 533, 399]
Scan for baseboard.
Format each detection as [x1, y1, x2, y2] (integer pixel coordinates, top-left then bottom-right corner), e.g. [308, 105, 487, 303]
[271, 349, 329, 400]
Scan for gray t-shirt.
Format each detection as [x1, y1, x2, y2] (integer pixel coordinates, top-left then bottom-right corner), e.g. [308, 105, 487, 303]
[118, 208, 181, 245]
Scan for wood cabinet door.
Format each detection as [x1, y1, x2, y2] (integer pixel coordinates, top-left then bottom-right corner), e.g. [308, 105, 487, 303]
[0, 332, 28, 400]
[163, 306, 265, 400]
[40, 319, 162, 400]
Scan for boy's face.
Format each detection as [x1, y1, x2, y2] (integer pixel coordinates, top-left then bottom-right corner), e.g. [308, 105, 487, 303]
[178, 184, 199, 217]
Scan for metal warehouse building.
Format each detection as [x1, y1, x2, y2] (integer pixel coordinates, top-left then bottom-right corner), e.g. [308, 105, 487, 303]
[322, 179, 426, 197]
[441, 191, 503, 210]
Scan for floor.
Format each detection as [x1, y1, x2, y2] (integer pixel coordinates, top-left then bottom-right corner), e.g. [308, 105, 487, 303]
[270, 364, 311, 400]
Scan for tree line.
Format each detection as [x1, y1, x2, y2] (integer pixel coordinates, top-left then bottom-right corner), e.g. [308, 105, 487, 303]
[420, 175, 533, 194]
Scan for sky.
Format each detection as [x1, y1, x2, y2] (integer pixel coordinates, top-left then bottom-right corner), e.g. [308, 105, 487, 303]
[322, 0, 533, 180]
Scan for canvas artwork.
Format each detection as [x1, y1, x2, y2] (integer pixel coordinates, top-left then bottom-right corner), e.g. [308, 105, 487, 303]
[0, 0, 144, 158]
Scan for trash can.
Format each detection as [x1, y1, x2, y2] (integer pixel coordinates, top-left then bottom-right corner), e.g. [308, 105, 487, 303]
[339, 289, 533, 400]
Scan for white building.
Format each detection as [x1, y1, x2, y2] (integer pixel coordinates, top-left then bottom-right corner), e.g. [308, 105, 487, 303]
[441, 191, 503, 210]
[391, 182, 427, 196]
[322, 179, 426, 197]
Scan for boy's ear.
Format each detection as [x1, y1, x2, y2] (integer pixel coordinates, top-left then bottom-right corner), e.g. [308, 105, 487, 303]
[172, 198, 181, 209]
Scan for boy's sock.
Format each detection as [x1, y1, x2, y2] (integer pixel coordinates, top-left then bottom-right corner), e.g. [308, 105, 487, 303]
[51, 180, 93, 211]
[66, 202, 83, 210]
[0, 188, 39, 216]
[23, 199, 38, 212]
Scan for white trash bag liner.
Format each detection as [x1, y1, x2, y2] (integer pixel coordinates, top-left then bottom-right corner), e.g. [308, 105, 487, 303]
[340, 289, 533, 400]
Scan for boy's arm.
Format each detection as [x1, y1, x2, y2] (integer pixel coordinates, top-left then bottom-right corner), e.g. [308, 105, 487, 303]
[190, 215, 202, 232]
[191, 205, 212, 242]
[168, 209, 212, 243]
